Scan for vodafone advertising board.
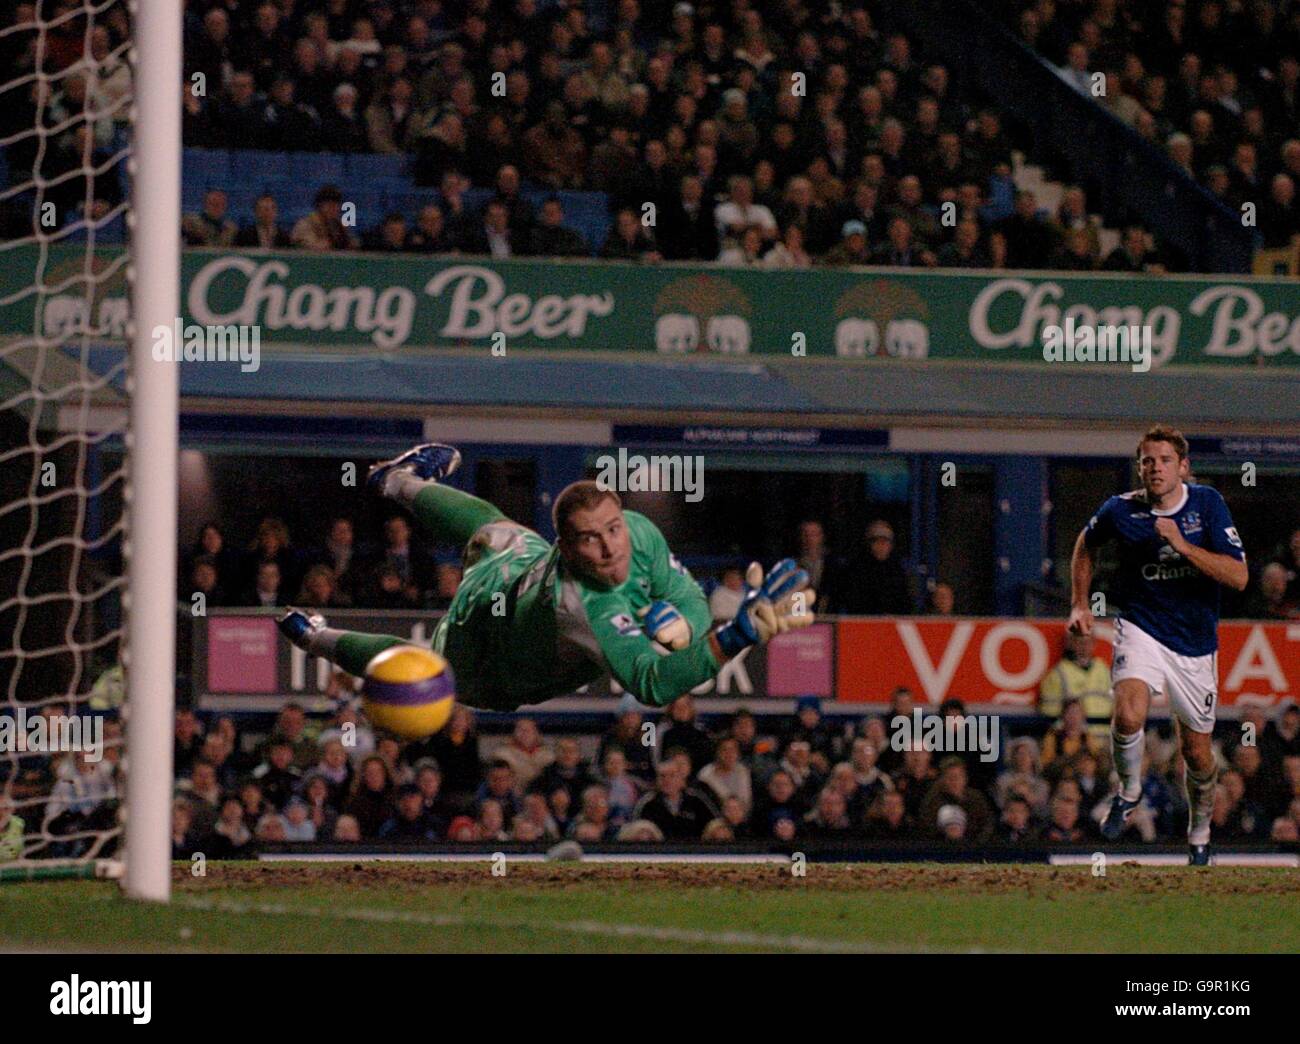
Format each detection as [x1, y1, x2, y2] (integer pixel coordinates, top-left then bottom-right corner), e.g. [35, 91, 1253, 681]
[837, 618, 1299, 709]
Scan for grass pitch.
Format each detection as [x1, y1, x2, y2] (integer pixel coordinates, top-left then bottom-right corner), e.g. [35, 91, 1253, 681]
[1, 862, 1297, 953]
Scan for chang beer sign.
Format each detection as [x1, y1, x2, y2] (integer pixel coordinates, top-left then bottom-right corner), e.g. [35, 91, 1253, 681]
[967, 276, 1300, 368]
[185, 254, 616, 349]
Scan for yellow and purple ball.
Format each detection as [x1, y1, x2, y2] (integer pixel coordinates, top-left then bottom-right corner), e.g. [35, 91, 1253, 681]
[361, 645, 455, 740]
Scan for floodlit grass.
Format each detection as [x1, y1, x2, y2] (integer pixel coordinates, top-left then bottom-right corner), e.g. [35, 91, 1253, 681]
[1, 862, 1296, 953]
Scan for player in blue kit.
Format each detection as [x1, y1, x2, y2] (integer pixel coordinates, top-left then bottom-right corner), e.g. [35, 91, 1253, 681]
[1067, 426, 1248, 865]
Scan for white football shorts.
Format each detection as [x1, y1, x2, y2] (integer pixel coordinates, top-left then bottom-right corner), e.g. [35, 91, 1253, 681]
[1110, 617, 1218, 733]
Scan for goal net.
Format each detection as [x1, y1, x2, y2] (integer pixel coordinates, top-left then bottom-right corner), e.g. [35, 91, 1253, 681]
[0, 0, 179, 898]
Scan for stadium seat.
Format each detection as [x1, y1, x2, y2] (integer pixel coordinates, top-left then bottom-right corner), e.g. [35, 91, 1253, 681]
[345, 152, 409, 180]
[183, 147, 231, 191]
[231, 149, 293, 183]
[290, 151, 347, 185]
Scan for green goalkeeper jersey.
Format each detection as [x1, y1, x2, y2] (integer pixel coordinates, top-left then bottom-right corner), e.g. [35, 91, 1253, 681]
[432, 511, 719, 711]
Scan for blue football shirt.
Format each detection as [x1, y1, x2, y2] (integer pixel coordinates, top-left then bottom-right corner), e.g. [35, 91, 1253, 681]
[1084, 483, 1244, 656]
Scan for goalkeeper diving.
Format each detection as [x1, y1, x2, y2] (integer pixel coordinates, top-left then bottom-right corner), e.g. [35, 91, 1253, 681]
[278, 443, 817, 710]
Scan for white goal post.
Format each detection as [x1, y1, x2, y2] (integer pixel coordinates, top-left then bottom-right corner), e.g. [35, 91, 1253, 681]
[122, 0, 181, 903]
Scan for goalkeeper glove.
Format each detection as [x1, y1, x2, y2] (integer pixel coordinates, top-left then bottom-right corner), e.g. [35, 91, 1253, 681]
[637, 600, 692, 650]
[713, 559, 816, 660]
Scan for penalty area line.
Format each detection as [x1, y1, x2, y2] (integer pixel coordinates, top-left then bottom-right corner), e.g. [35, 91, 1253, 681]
[173, 895, 963, 953]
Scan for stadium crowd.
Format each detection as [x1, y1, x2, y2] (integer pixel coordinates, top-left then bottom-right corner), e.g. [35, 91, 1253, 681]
[5, 681, 1299, 861]
[183, 510, 1300, 619]
[6, 0, 1249, 269]
[5, 508, 1300, 859]
[989, 0, 1300, 251]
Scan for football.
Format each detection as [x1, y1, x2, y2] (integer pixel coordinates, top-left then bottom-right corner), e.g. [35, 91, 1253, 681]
[361, 644, 455, 741]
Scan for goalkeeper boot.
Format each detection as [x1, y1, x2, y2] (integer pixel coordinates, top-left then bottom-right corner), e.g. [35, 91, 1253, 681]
[367, 443, 461, 496]
[277, 607, 327, 651]
[1100, 793, 1140, 840]
[1188, 843, 1212, 867]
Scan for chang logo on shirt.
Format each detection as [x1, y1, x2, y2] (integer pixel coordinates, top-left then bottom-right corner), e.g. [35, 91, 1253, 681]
[1142, 562, 1197, 581]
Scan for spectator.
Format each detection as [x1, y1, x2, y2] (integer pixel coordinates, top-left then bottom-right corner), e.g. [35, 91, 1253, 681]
[494, 718, 554, 790]
[751, 769, 806, 838]
[175, 760, 222, 835]
[332, 814, 362, 843]
[299, 774, 339, 838]
[260, 702, 318, 771]
[569, 784, 615, 842]
[1039, 631, 1113, 741]
[296, 564, 351, 609]
[936, 217, 988, 268]
[171, 800, 203, 859]
[697, 737, 752, 815]
[320, 83, 368, 153]
[344, 755, 397, 838]
[659, 695, 714, 776]
[935, 803, 969, 843]
[407, 203, 455, 253]
[457, 198, 516, 258]
[291, 185, 360, 252]
[365, 78, 420, 154]
[717, 225, 766, 265]
[762, 222, 813, 268]
[317, 701, 375, 762]
[600, 207, 661, 261]
[1245, 561, 1299, 620]
[998, 795, 1039, 843]
[534, 737, 593, 808]
[364, 212, 412, 253]
[1102, 224, 1159, 272]
[378, 783, 440, 840]
[661, 174, 721, 260]
[708, 565, 745, 622]
[235, 193, 292, 249]
[526, 197, 589, 257]
[522, 100, 587, 189]
[821, 219, 872, 266]
[250, 739, 301, 811]
[209, 796, 253, 858]
[1041, 699, 1103, 778]
[474, 759, 522, 827]
[839, 519, 914, 614]
[173, 708, 204, 778]
[513, 792, 561, 842]
[804, 787, 858, 839]
[918, 756, 994, 842]
[926, 581, 956, 614]
[260, 76, 320, 151]
[182, 189, 237, 248]
[1042, 792, 1087, 844]
[631, 760, 716, 840]
[994, 737, 1050, 818]
[997, 190, 1055, 268]
[864, 788, 913, 839]
[600, 748, 641, 826]
[713, 174, 778, 247]
[786, 696, 837, 771]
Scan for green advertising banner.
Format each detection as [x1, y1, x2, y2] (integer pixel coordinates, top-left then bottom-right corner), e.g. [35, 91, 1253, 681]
[6, 244, 1300, 368]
